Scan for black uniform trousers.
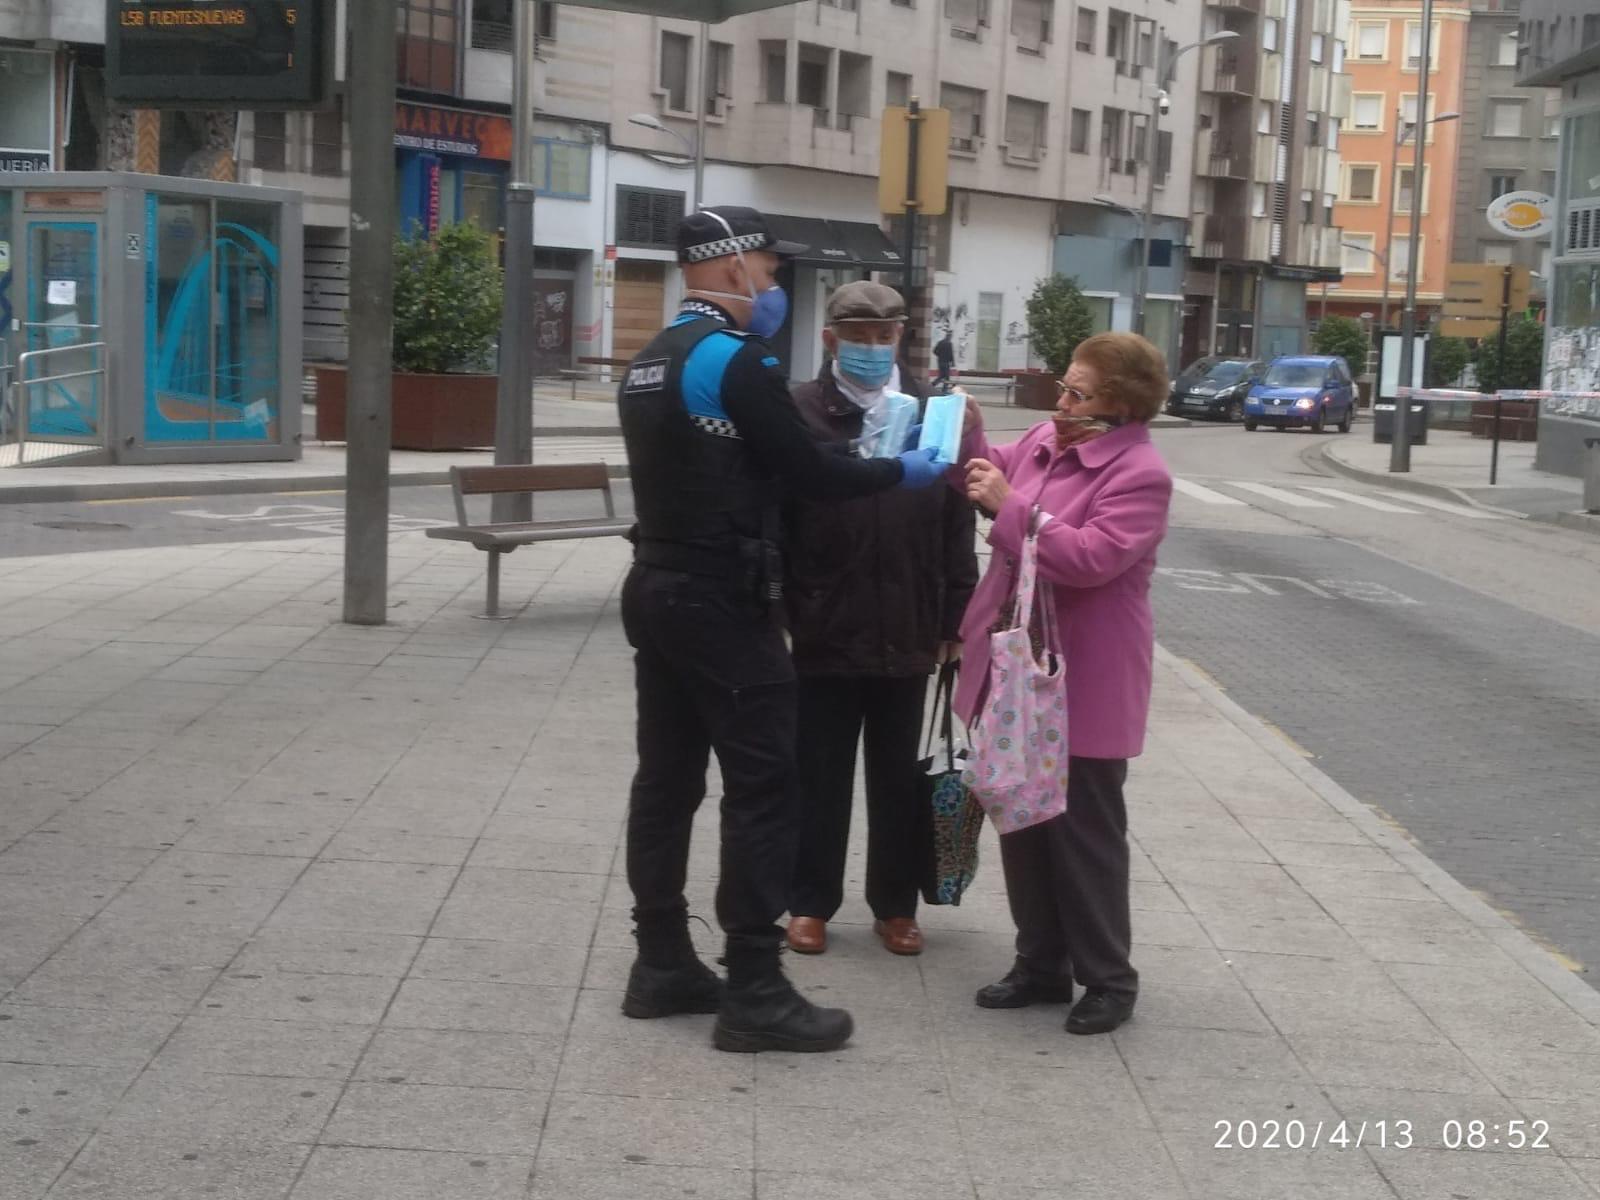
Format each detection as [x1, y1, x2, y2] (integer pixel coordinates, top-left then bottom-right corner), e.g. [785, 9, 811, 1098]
[998, 756, 1139, 997]
[621, 563, 799, 962]
[790, 675, 928, 923]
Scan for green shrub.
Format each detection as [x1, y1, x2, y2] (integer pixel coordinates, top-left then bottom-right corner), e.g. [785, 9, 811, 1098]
[1311, 315, 1369, 372]
[1024, 275, 1096, 377]
[391, 221, 504, 375]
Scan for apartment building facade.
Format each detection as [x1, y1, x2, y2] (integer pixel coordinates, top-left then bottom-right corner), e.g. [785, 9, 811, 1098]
[1182, 0, 1353, 366]
[5, 0, 1223, 379]
[1324, 0, 1469, 328]
[1449, 0, 1559, 300]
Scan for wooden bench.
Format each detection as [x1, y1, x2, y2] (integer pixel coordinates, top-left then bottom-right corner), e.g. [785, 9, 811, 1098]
[1469, 400, 1539, 442]
[426, 463, 632, 619]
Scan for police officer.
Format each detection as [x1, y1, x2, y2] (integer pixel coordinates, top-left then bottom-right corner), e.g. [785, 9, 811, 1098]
[618, 206, 946, 1054]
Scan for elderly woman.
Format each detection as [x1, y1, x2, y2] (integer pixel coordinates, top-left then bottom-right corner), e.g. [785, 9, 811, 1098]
[953, 331, 1173, 1036]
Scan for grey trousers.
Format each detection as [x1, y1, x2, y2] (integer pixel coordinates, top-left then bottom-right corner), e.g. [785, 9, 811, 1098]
[997, 756, 1138, 997]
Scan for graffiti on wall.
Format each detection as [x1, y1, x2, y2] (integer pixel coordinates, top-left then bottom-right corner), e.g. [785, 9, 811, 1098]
[930, 301, 974, 363]
[1547, 325, 1600, 394]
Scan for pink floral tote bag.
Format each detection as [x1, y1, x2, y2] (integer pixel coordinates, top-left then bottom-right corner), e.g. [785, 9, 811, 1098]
[963, 508, 1070, 834]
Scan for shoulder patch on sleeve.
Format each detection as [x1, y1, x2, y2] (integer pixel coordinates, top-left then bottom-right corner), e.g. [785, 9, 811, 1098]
[761, 356, 781, 368]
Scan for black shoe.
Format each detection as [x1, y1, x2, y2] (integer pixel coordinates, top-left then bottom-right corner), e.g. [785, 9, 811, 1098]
[975, 962, 1074, 1009]
[1065, 989, 1135, 1035]
[622, 956, 723, 1019]
[713, 972, 854, 1054]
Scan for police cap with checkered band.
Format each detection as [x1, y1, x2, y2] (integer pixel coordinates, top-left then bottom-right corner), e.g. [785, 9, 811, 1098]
[676, 206, 808, 265]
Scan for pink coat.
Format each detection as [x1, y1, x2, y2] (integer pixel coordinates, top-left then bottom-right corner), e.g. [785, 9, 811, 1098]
[950, 419, 1173, 761]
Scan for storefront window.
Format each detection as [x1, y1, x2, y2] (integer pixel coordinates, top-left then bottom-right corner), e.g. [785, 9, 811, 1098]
[531, 139, 591, 199]
[1086, 296, 1114, 335]
[0, 48, 53, 154]
[1562, 110, 1600, 201]
[1547, 262, 1600, 393]
[461, 170, 504, 232]
[1144, 299, 1178, 369]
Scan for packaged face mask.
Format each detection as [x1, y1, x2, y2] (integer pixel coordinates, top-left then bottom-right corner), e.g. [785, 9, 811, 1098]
[856, 390, 919, 459]
[917, 391, 964, 465]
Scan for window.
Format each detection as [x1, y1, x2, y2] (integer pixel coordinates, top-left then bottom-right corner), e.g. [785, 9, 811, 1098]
[796, 50, 828, 110]
[538, 1, 555, 40]
[1342, 233, 1376, 274]
[1390, 237, 1417, 282]
[1355, 21, 1386, 60]
[1011, 0, 1051, 51]
[1258, 101, 1274, 134]
[253, 113, 287, 172]
[616, 186, 685, 248]
[660, 31, 692, 113]
[1542, 170, 1557, 195]
[1400, 92, 1440, 141]
[1487, 172, 1519, 203]
[1004, 96, 1048, 160]
[891, 0, 912, 8]
[1396, 166, 1424, 213]
[1487, 99, 1524, 138]
[1404, 21, 1439, 70]
[310, 102, 343, 176]
[947, 0, 990, 35]
[1352, 94, 1383, 131]
[887, 71, 911, 109]
[532, 138, 591, 199]
[941, 83, 985, 150]
[1106, 9, 1127, 61]
[1251, 183, 1267, 217]
[1332, 38, 1346, 72]
[1328, 117, 1341, 151]
[1069, 107, 1091, 153]
[1544, 113, 1561, 139]
[1075, 6, 1096, 51]
[1493, 29, 1518, 67]
[1310, 33, 1325, 63]
[1263, 17, 1279, 52]
[1100, 106, 1125, 164]
[1156, 130, 1172, 185]
[1307, 111, 1321, 147]
[1345, 164, 1377, 201]
[398, 0, 458, 92]
[1135, 25, 1153, 69]
[1482, 242, 1514, 265]
[762, 42, 787, 103]
[701, 42, 732, 116]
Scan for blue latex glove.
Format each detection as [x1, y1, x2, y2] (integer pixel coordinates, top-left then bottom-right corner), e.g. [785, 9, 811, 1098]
[896, 446, 944, 489]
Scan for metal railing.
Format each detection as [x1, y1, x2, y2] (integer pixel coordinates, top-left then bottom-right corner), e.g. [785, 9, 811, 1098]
[5, 341, 108, 465]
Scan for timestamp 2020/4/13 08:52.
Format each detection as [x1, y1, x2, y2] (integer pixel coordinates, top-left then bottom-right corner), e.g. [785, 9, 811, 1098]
[1213, 1119, 1553, 1151]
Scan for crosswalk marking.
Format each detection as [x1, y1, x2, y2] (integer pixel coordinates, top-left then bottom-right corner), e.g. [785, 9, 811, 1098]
[1376, 490, 1501, 520]
[1299, 486, 1421, 514]
[1172, 478, 1247, 506]
[1226, 482, 1335, 509]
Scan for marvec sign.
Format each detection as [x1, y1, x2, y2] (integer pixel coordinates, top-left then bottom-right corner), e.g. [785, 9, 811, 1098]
[393, 103, 513, 162]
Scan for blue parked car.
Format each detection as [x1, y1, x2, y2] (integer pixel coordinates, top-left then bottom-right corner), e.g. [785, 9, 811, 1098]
[1243, 355, 1358, 434]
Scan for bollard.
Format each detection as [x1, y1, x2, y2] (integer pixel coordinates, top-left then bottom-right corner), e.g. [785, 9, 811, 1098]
[1584, 438, 1600, 515]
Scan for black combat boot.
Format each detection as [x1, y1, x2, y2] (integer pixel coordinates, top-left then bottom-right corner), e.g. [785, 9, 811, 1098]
[712, 946, 853, 1054]
[622, 922, 723, 1020]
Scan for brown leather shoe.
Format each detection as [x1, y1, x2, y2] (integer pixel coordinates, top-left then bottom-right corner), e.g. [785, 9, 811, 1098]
[786, 916, 827, 955]
[873, 918, 924, 956]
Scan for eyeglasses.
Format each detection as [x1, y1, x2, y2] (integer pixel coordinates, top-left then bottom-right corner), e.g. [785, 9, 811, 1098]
[1056, 380, 1096, 406]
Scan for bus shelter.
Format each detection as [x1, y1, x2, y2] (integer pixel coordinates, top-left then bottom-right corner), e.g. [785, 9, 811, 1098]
[0, 172, 302, 466]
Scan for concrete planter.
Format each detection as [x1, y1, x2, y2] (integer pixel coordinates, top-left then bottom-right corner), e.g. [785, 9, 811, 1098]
[1007, 370, 1057, 411]
[314, 366, 498, 451]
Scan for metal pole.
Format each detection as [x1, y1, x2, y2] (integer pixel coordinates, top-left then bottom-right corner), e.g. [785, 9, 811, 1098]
[1391, 0, 1432, 474]
[494, 0, 538, 523]
[903, 96, 922, 355]
[1490, 263, 1511, 486]
[1136, 57, 1161, 338]
[694, 23, 709, 208]
[1379, 109, 1402, 334]
[343, 0, 397, 625]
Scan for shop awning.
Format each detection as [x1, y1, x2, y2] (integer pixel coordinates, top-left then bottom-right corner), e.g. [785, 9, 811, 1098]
[765, 214, 907, 273]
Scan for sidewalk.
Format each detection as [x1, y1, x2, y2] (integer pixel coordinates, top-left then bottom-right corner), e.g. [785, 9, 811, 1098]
[0, 391, 1100, 505]
[1316, 428, 1597, 532]
[1, 533, 1597, 1199]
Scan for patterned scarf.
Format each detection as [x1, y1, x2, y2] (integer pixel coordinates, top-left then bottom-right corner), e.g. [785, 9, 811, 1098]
[1052, 412, 1121, 451]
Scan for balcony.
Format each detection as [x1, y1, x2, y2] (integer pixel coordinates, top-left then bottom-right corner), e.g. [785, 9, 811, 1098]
[1203, 215, 1246, 260]
[1248, 217, 1274, 262]
[1297, 224, 1342, 269]
[1203, 44, 1258, 95]
[1328, 72, 1352, 122]
[1258, 53, 1282, 102]
[744, 103, 880, 175]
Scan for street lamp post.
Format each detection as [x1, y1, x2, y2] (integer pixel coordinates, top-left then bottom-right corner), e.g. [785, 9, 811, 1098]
[628, 113, 704, 209]
[1378, 106, 1459, 334]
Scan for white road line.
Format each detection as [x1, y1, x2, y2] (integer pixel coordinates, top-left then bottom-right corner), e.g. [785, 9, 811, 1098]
[1172, 478, 1247, 506]
[1299, 486, 1421, 514]
[1377, 490, 1502, 520]
[1226, 481, 1335, 509]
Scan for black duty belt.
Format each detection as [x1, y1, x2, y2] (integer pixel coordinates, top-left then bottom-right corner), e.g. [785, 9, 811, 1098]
[633, 539, 743, 579]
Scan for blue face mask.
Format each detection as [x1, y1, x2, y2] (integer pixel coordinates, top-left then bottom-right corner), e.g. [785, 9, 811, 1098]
[748, 285, 789, 339]
[835, 339, 896, 388]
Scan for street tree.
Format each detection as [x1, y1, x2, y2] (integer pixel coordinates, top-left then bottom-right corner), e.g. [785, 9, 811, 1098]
[392, 221, 505, 376]
[1025, 275, 1096, 376]
[1427, 335, 1471, 389]
[1312, 315, 1370, 373]
[1472, 315, 1545, 393]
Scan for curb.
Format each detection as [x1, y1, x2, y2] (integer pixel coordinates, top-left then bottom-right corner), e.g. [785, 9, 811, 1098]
[1533, 509, 1600, 534]
[1155, 645, 1600, 1026]
[1301, 440, 1530, 519]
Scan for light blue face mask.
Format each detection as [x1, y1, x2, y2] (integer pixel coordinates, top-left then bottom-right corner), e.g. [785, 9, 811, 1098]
[835, 339, 897, 389]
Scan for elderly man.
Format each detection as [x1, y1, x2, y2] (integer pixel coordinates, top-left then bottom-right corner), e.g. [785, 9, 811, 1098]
[783, 281, 978, 957]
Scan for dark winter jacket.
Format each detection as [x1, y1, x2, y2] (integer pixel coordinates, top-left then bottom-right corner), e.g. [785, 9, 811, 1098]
[782, 365, 979, 677]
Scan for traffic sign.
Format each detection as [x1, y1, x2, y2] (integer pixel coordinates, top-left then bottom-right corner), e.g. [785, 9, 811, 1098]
[879, 106, 951, 217]
[1443, 263, 1529, 320]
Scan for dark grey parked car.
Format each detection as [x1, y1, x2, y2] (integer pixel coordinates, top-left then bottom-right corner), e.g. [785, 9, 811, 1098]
[1166, 357, 1267, 422]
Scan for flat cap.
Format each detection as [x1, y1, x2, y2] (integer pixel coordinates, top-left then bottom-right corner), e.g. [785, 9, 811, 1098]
[826, 280, 907, 324]
[676, 206, 807, 264]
